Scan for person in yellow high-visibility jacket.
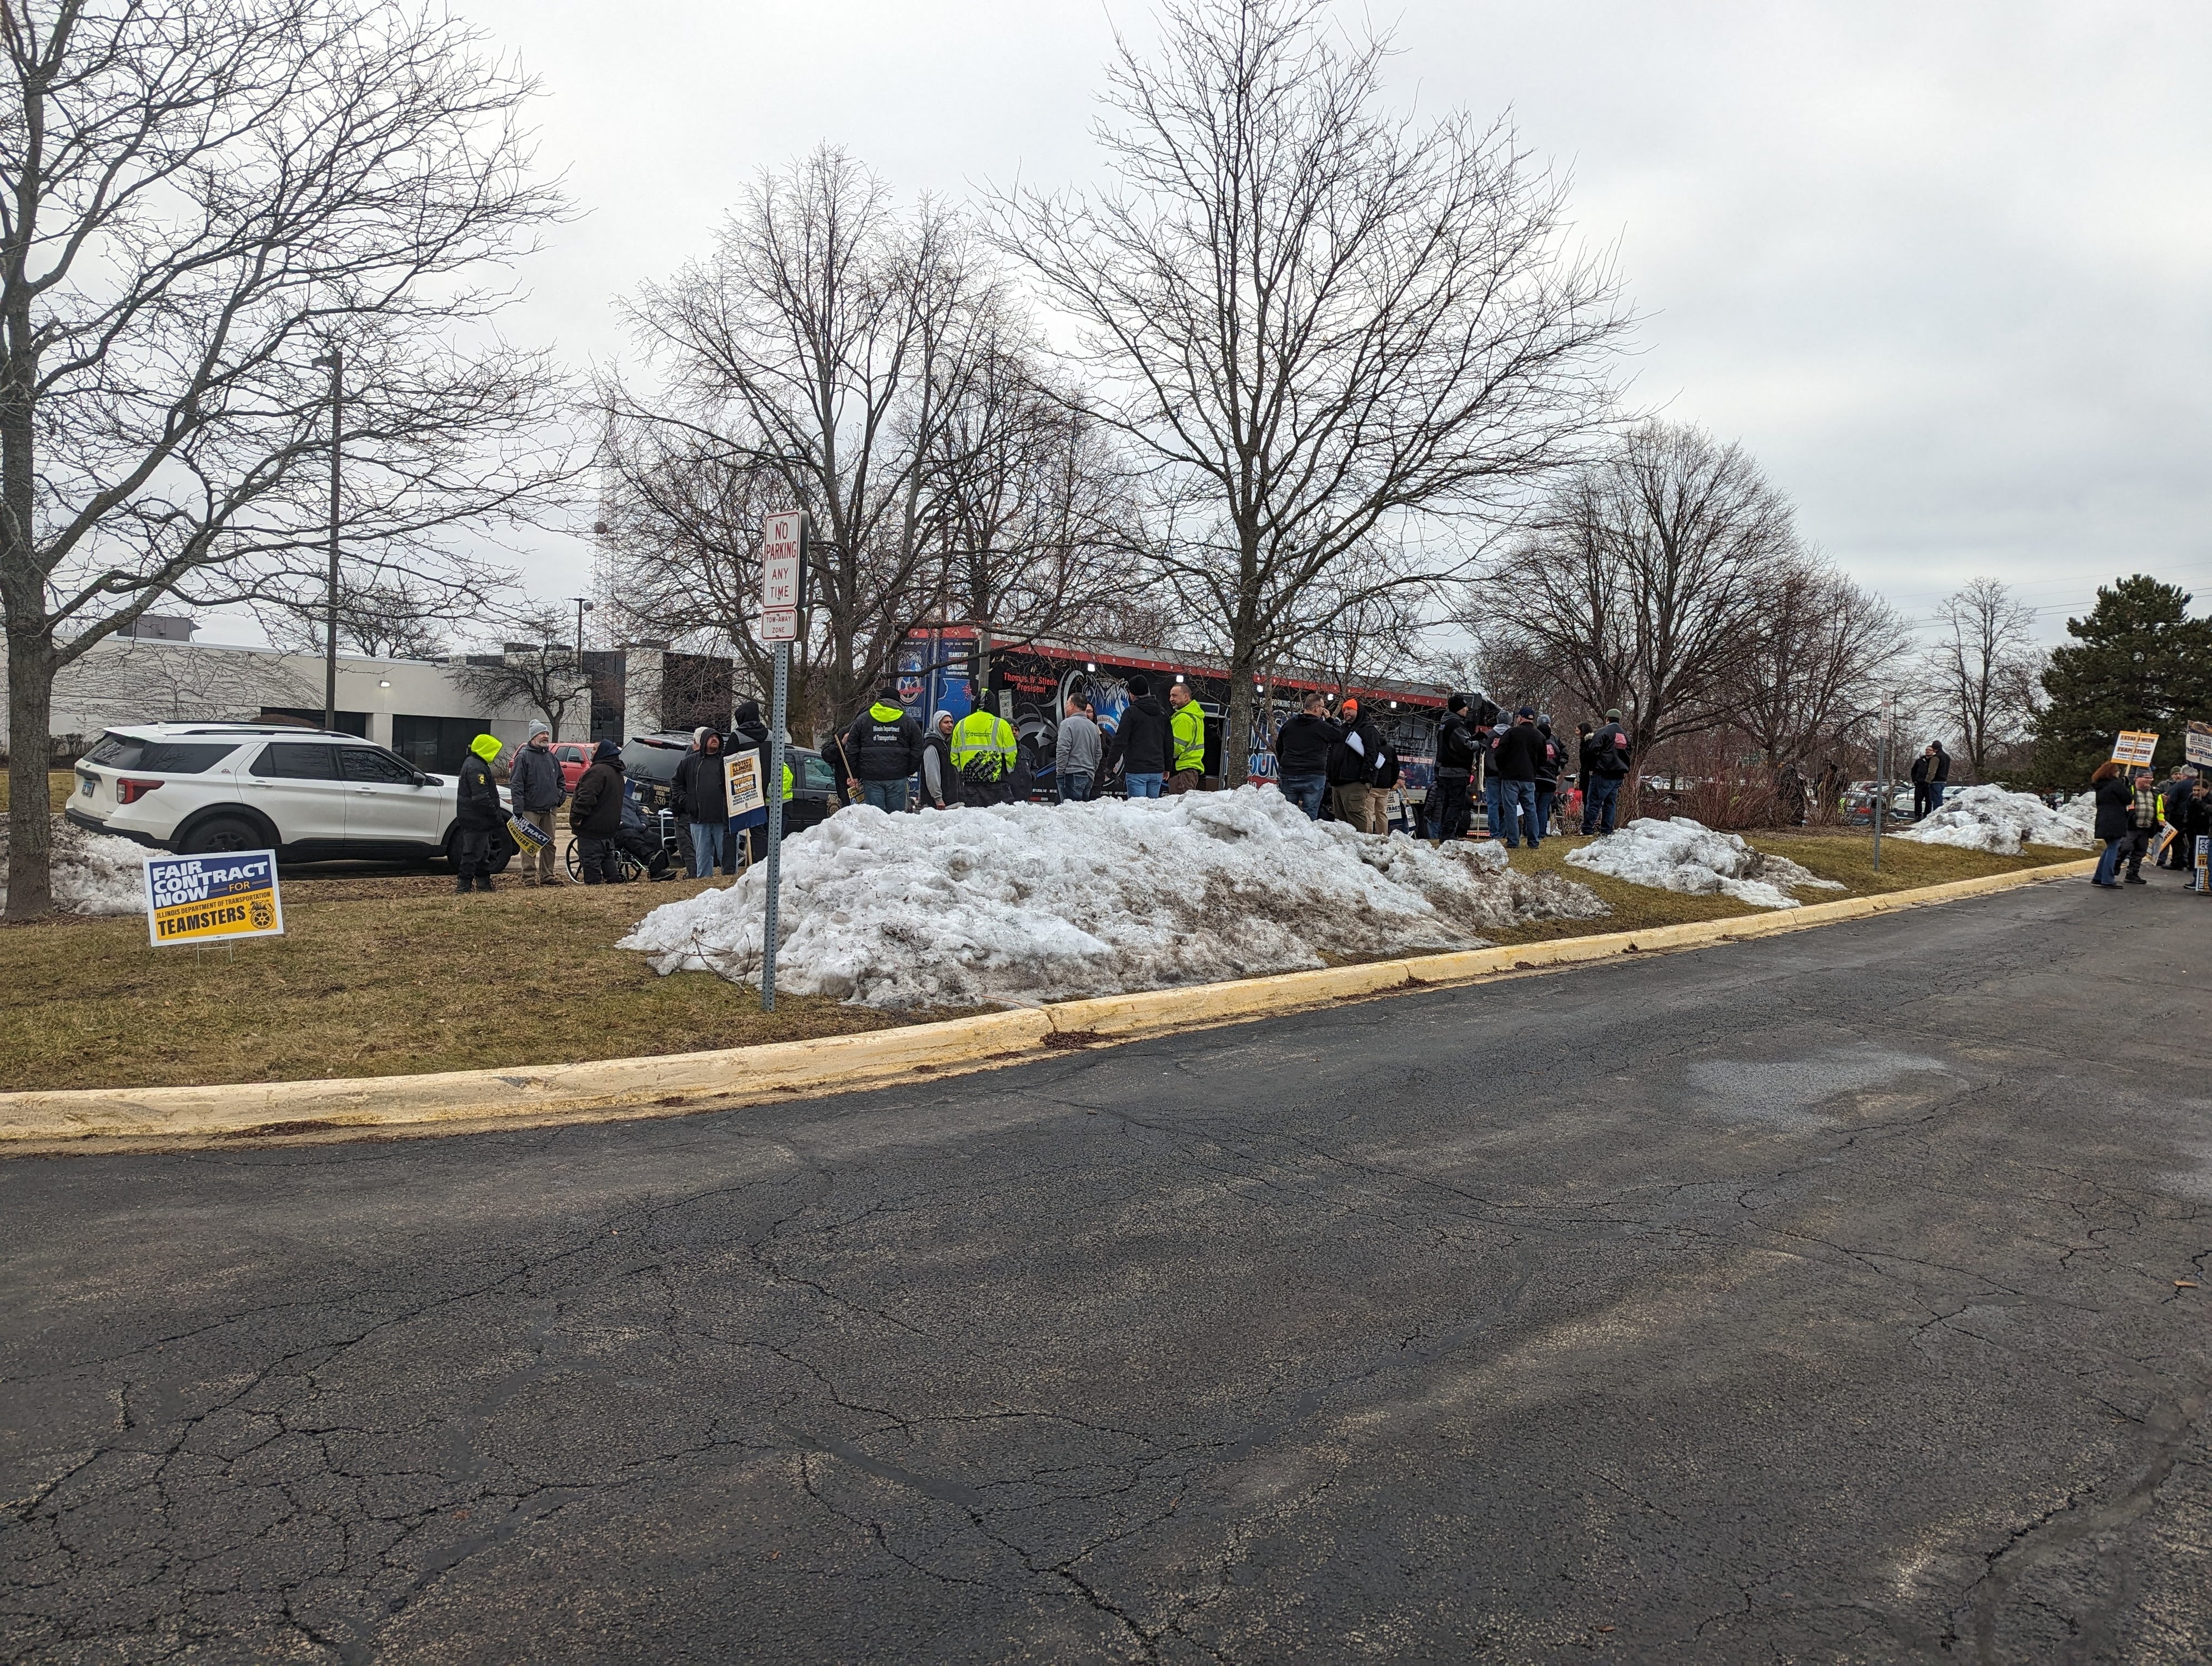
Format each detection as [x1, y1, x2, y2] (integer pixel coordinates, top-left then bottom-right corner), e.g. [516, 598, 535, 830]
[1165, 683, 1208, 795]
[951, 706, 1018, 804]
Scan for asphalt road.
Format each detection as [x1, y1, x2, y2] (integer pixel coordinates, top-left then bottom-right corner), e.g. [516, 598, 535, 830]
[6, 875, 2210, 1664]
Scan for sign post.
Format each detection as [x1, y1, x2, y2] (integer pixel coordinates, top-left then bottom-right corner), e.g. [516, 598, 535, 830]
[758, 510, 807, 1011]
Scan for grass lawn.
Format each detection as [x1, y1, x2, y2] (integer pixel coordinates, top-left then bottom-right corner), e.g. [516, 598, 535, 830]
[0, 872, 938, 1093]
[0, 818, 2081, 1095]
[0, 770, 80, 815]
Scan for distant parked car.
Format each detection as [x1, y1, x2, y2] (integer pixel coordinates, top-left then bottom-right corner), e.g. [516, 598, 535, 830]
[66, 722, 512, 872]
[551, 740, 594, 794]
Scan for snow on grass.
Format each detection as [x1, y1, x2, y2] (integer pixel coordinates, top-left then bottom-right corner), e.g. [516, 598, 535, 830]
[622, 785, 1608, 1008]
[1565, 817, 1848, 910]
[1893, 785, 2094, 855]
[0, 817, 148, 916]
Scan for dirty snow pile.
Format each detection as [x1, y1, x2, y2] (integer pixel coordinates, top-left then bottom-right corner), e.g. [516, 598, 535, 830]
[0, 816, 147, 915]
[1566, 817, 1848, 911]
[1893, 785, 2094, 855]
[622, 785, 1608, 1008]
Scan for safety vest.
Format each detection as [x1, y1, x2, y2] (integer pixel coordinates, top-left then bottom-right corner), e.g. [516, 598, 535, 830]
[1169, 700, 1206, 772]
[950, 711, 1017, 779]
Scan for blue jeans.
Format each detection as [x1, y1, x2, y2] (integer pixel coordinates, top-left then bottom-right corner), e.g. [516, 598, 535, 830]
[2093, 837, 2125, 885]
[861, 779, 908, 812]
[1060, 771, 1094, 804]
[1125, 772, 1163, 799]
[1535, 790, 1555, 840]
[1484, 774, 1503, 837]
[687, 820, 725, 877]
[1498, 778, 1540, 847]
[1278, 774, 1326, 820]
[1584, 775, 1621, 834]
[1928, 781, 1946, 813]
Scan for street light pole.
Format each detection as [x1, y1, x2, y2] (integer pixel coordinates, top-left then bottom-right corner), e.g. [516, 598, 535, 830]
[310, 348, 343, 731]
[569, 596, 595, 742]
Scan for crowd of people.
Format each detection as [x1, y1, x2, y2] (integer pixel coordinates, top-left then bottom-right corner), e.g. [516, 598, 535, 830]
[2088, 761, 2210, 890]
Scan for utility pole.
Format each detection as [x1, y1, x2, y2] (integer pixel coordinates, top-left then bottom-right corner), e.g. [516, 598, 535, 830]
[310, 347, 343, 730]
[1873, 690, 1891, 873]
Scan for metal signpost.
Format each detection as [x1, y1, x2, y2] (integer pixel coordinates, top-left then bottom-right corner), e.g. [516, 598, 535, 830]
[758, 511, 806, 1011]
[1871, 693, 1890, 872]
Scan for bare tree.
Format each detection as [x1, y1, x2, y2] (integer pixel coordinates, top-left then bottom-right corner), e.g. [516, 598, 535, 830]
[616, 146, 998, 736]
[921, 341, 1148, 648]
[1926, 577, 2041, 781]
[446, 608, 589, 740]
[1, 0, 572, 918]
[1487, 422, 1796, 790]
[1726, 553, 1906, 766]
[995, 0, 1626, 785]
[256, 571, 481, 661]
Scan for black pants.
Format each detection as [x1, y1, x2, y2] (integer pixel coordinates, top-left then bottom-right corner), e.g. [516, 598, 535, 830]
[2124, 827, 2151, 879]
[455, 826, 492, 885]
[1431, 771, 1472, 841]
[576, 835, 617, 884]
[1912, 783, 1932, 820]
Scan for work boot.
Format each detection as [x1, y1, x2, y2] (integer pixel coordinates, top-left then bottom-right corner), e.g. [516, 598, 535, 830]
[476, 875, 496, 892]
[454, 874, 471, 894]
[2125, 873, 2146, 885]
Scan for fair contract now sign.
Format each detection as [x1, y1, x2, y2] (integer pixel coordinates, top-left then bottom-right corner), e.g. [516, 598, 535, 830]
[143, 850, 285, 946]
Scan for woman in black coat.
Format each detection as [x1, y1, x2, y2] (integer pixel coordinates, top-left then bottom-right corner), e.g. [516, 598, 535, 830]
[2089, 761, 2132, 888]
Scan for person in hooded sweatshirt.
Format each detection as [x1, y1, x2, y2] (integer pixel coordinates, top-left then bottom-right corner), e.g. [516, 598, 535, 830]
[726, 699, 777, 864]
[1326, 697, 1386, 832]
[672, 729, 732, 876]
[1106, 674, 1173, 799]
[843, 681, 924, 811]
[1532, 714, 1566, 839]
[919, 710, 963, 810]
[1430, 694, 1479, 843]
[569, 740, 626, 885]
[454, 732, 504, 893]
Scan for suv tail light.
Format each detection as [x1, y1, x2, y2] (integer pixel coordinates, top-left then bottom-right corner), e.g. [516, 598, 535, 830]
[116, 777, 163, 805]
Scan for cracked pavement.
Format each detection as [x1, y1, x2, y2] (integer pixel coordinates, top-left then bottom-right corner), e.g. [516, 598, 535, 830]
[4, 877, 2209, 1663]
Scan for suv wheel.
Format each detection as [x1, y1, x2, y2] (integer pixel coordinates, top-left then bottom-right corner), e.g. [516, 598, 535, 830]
[180, 814, 264, 856]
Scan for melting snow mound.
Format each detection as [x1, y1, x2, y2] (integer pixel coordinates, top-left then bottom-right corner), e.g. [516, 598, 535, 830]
[0, 816, 148, 916]
[1566, 817, 1847, 910]
[1895, 785, 2094, 854]
[622, 785, 1608, 1008]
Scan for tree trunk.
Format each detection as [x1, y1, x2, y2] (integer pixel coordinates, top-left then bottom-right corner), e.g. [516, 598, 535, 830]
[5, 626, 55, 921]
[1223, 641, 1258, 789]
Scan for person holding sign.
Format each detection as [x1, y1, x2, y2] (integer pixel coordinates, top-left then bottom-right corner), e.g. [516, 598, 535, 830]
[2088, 761, 2133, 888]
[673, 729, 732, 877]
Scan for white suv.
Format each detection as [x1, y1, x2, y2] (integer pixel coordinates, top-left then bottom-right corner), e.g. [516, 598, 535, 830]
[66, 723, 512, 871]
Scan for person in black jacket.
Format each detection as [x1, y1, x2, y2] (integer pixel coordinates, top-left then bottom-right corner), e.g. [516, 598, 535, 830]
[1583, 709, 1631, 835]
[672, 729, 733, 877]
[1910, 746, 1937, 820]
[1492, 708, 1549, 849]
[570, 740, 626, 885]
[454, 732, 504, 894]
[1326, 697, 1385, 832]
[1272, 690, 1339, 820]
[2088, 761, 2132, 888]
[1928, 741, 1952, 814]
[918, 710, 963, 811]
[1431, 694, 1477, 843]
[843, 683, 923, 811]
[1105, 675, 1173, 798]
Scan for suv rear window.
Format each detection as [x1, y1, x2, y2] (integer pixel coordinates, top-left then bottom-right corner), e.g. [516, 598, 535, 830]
[84, 735, 240, 774]
[620, 739, 686, 785]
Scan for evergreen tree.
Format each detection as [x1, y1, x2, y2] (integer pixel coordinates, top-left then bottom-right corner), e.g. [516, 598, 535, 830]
[2032, 575, 2212, 785]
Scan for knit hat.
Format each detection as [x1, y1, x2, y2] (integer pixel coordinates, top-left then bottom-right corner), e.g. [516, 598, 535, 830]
[1446, 693, 1467, 713]
[931, 709, 953, 729]
[469, 733, 503, 763]
[1128, 674, 1150, 696]
[1605, 707, 1622, 721]
[528, 720, 551, 740]
[1340, 697, 1359, 715]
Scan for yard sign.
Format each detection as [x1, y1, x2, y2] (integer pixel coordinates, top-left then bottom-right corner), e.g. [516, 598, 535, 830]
[725, 750, 766, 820]
[143, 850, 284, 947]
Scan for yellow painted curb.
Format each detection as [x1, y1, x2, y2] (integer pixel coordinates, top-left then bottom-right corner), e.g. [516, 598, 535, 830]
[0, 854, 2097, 1150]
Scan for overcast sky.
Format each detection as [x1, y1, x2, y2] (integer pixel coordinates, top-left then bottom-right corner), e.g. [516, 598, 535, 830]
[429, 0, 2211, 649]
